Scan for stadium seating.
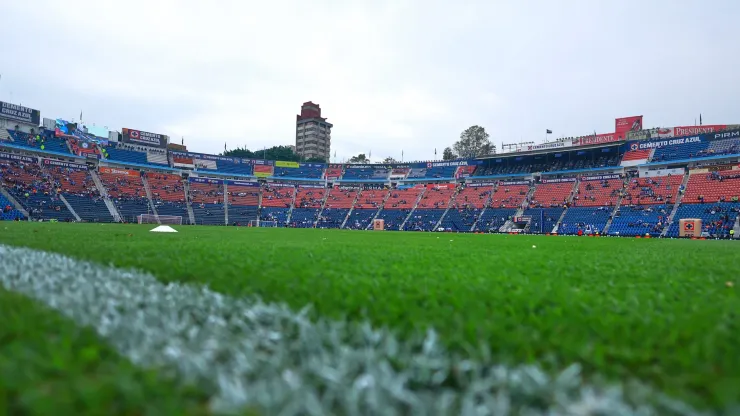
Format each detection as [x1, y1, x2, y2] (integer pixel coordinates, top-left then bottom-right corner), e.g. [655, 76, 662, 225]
[407, 168, 427, 178]
[424, 165, 457, 179]
[260, 207, 290, 225]
[227, 183, 260, 225]
[5, 129, 72, 155]
[682, 171, 740, 204]
[621, 175, 682, 206]
[404, 209, 445, 231]
[1, 160, 75, 221]
[290, 186, 326, 227]
[147, 173, 185, 203]
[650, 137, 740, 163]
[558, 207, 613, 235]
[105, 146, 149, 165]
[572, 179, 622, 207]
[490, 184, 529, 209]
[530, 182, 573, 208]
[342, 167, 389, 180]
[45, 165, 113, 222]
[98, 172, 149, 222]
[0, 193, 24, 220]
[666, 203, 738, 238]
[375, 209, 409, 230]
[523, 208, 564, 234]
[317, 187, 358, 228]
[621, 149, 652, 164]
[474, 208, 516, 232]
[273, 165, 323, 179]
[384, 187, 423, 209]
[209, 159, 253, 176]
[438, 207, 480, 231]
[189, 182, 225, 225]
[344, 189, 388, 230]
[325, 167, 343, 180]
[417, 186, 456, 209]
[609, 205, 671, 236]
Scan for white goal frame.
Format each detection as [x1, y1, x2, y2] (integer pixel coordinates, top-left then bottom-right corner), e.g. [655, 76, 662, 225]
[248, 220, 278, 228]
[137, 214, 183, 225]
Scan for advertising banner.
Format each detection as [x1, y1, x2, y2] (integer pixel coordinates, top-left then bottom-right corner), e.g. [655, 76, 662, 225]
[269, 182, 296, 188]
[121, 128, 168, 148]
[252, 159, 274, 166]
[540, 177, 577, 184]
[362, 183, 386, 190]
[615, 116, 643, 135]
[426, 160, 482, 168]
[581, 174, 622, 181]
[0, 152, 36, 163]
[226, 180, 259, 187]
[425, 183, 455, 190]
[42, 158, 86, 170]
[275, 161, 299, 168]
[297, 184, 325, 189]
[527, 141, 570, 151]
[499, 180, 530, 186]
[571, 133, 622, 147]
[628, 135, 702, 151]
[0, 101, 40, 125]
[171, 151, 235, 163]
[99, 167, 138, 176]
[253, 165, 274, 178]
[189, 177, 223, 185]
[709, 129, 740, 140]
[467, 182, 497, 187]
[671, 125, 727, 138]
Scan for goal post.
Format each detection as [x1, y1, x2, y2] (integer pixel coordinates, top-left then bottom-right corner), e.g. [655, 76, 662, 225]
[137, 214, 182, 225]
[248, 220, 278, 228]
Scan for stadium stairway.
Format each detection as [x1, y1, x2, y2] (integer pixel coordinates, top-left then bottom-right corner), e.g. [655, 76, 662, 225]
[58, 195, 81, 221]
[468, 183, 497, 231]
[90, 170, 122, 222]
[501, 183, 536, 233]
[733, 216, 740, 239]
[602, 177, 630, 234]
[0, 185, 30, 218]
[285, 186, 299, 225]
[552, 179, 581, 234]
[432, 186, 461, 231]
[366, 189, 393, 230]
[183, 180, 196, 225]
[313, 188, 332, 228]
[223, 182, 229, 225]
[340, 189, 362, 229]
[141, 175, 161, 224]
[660, 170, 691, 237]
[399, 188, 428, 231]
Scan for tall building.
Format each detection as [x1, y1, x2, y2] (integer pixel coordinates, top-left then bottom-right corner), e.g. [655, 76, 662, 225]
[295, 101, 332, 161]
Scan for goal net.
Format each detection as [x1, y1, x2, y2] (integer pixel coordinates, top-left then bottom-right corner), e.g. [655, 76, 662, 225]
[248, 220, 278, 228]
[137, 214, 183, 225]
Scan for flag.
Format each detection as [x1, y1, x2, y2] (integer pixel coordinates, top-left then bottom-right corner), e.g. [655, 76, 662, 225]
[434, 148, 437, 156]
[334, 151, 336, 158]
[80, 111, 83, 121]
[700, 114, 703, 126]
[181, 137, 184, 145]
[546, 129, 552, 134]
[224, 142, 227, 151]
[401, 150, 404, 159]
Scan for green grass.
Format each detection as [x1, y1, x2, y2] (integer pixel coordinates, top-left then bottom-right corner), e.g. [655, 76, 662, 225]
[0, 287, 211, 415]
[1, 221, 739, 411]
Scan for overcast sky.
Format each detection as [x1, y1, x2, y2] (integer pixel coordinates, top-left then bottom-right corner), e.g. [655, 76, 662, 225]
[2, 0, 738, 162]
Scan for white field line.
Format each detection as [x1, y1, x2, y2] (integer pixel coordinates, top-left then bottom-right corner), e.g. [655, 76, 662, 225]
[0, 244, 705, 416]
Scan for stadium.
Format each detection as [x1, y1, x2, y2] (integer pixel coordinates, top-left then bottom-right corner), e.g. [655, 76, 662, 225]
[2, 2, 740, 415]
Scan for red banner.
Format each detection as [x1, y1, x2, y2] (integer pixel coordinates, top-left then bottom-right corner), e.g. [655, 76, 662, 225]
[615, 116, 643, 135]
[100, 167, 138, 176]
[571, 132, 621, 147]
[666, 125, 727, 138]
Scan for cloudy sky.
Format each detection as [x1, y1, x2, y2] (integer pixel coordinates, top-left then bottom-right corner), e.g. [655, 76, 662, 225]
[2, 0, 738, 162]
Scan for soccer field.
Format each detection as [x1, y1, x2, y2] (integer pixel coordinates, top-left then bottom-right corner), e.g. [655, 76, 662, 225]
[1, 222, 738, 415]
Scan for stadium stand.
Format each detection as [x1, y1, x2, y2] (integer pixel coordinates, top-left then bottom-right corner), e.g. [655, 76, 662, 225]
[342, 167, 389, 180]
[438, 184, 493, 231]
[5, 129, 72, 155]
[650, 137, 740, 163]
[147, 173, 188, 222]
[325, 166, 343, 180]
[0, 193, 24, 220]
[474, 208, 516, 232]
[317, 187, 358, 228]
[490, 184, 530, 209]
[45, 164, 113, 222]
[344, 188, 388, 230]
[290, 186, 326, 228]
[558, 207, 613, 235]
[666, 203, 738, 238]
[406, 185, 457, 231]
[572, 178, 623, 207]
[523, 208, 564, 234]
[260, 185, 294, 225]
[226, 182, 260, 226]
[530, 181, 573, 208]
[189, 181, 225, 225]
[621, 175, 682, 206]
[98, 170, 149, 222]
[609, 205, 671, 237]
[1, 160, 76, 221]
[273, 164, 323, 179]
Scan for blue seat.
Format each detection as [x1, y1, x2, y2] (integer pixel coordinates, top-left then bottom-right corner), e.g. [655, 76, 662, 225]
[404, 209, 446, 231]
[608, 205, 671, 236]
[559, 207, 613, 235]
[474, 208, 516, 232]
[666, 203, 739, 238]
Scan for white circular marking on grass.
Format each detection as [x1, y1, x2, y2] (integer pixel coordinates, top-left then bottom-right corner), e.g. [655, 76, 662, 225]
[0, 244, 705, 415]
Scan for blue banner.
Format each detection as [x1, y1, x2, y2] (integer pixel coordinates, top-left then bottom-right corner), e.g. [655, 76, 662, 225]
[42, 158, 87, 169]
[540, 177, 577, 184]
[468, 182, 497, 187]
[709, 129, 740, 140]
[189, 177, 223, 185]
[499, 180, 530, 186]
[172, 151, 236, 163]
[628, 136, 702, 151]
[581, 174, 621, 181]
[226, 180, 259, 187]
[0, 151, 36, 163]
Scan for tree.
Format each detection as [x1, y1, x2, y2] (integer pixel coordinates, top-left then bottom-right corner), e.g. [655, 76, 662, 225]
[442, 147, 457, 161]
[453, 125, 495, 158]
[305, 156, 326, 163]
[348, 153, 370, 164]
[223, 145, 301, 161]
[382, 156, 397, 164]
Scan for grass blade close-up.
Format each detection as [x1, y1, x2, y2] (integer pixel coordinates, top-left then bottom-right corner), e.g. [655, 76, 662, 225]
[1, 222, 738, 415]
